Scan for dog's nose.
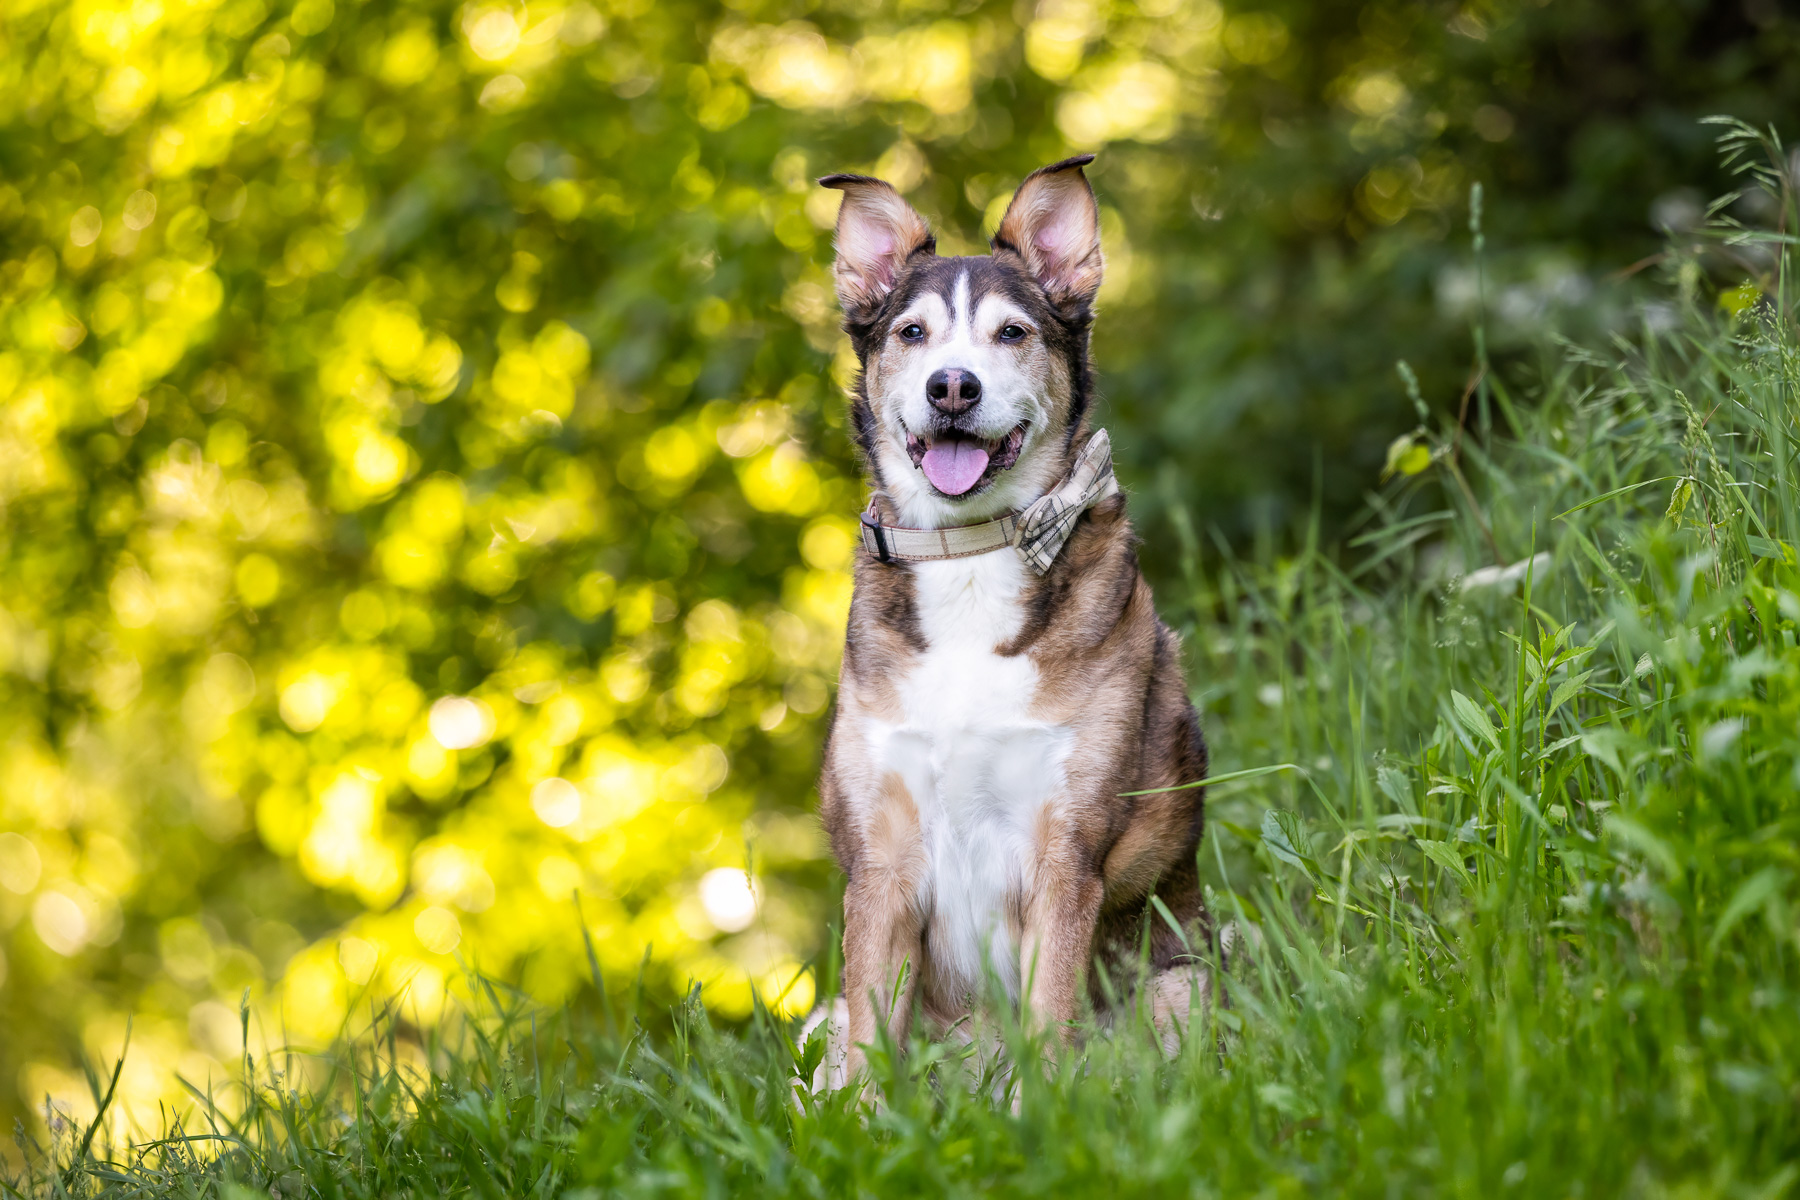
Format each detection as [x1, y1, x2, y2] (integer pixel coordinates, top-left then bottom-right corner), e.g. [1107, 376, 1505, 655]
[926, 368, 982, 416]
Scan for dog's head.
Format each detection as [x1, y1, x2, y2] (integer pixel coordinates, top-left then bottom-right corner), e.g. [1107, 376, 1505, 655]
[821, 156, 1105, 528]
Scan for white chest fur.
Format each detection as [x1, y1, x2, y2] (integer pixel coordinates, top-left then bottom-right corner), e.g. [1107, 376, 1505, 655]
[859, 551, 1073, 1003]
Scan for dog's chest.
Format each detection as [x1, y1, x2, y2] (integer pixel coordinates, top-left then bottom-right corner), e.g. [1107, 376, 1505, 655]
[864, 552, 1073, 999]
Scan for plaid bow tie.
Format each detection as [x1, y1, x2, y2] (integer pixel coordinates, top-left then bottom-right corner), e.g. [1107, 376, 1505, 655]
[858, 429, 1121, 576]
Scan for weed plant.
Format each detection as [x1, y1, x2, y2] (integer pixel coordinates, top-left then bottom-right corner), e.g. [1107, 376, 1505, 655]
[9, 122, 1800, 1199]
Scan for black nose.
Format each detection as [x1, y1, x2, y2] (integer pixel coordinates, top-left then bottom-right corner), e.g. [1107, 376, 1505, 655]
[926, 368, 982, 416]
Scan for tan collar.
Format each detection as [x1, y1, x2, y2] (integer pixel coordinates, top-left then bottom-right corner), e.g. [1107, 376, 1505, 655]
[859, 429, 1120, 576]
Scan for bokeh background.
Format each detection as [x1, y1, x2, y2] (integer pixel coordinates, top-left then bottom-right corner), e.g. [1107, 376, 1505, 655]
[1, 0, 1795, 1135]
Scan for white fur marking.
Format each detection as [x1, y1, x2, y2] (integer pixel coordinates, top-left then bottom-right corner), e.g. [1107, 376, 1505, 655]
[859, 550, 1072, 1004]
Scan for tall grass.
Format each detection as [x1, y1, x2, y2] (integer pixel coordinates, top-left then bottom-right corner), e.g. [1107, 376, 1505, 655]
[10, 121, 1800, 1199]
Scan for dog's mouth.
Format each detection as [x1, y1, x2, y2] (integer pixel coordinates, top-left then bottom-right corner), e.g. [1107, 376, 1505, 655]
[905, 423, 1028, 498]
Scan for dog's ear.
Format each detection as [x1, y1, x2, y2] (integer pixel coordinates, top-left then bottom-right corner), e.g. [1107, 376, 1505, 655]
[819, 173, 935, 321]
[992, 155, 1103, 312]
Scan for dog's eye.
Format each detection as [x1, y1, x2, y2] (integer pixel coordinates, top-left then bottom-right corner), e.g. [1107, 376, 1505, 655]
[999, 324, 1028, 342]
[898, 323, 925, 341]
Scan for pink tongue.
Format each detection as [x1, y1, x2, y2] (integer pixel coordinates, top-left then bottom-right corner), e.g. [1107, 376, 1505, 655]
[920, 440, 991, 496]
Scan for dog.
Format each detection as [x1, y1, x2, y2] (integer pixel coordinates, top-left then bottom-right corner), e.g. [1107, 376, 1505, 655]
[808, 155, 1210, 1087]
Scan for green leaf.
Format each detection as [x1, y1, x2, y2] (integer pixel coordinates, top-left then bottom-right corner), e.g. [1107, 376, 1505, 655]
[1552, 476, 1685, 521]
[1261, 810, 1316, 877]
[1450, 690, 1502, 750]
[798, 1020, 829, 1081]
[1120, 762, 1305, 797]
[1417, 839, 1476, 890]
[1547, 670, 1593, 715]
[1381, 433, 1431, 481]
[1746, 535, 1796, 562]
[1581, 730, 1628, 776]
[1718, 280, 1762, 318]
[1537, 733, 1584, 761]
[1664, 477, 1694, 523]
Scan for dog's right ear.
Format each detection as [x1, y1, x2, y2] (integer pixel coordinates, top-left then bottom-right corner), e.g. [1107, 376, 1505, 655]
[818, 174, 935, 320]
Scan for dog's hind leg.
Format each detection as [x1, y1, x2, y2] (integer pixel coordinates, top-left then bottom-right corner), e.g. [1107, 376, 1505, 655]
[1147, 961, 1211, 1056]
[1093, 855, 1221, 1056]
[1147, 920, 1242, 1056]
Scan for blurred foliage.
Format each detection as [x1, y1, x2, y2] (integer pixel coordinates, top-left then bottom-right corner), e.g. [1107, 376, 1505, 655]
[0, 0, 1793, 1135]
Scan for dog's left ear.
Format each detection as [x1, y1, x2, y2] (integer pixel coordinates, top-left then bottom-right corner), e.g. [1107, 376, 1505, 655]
[819, 173, 936, 322]
[992, 154, 1103, 312]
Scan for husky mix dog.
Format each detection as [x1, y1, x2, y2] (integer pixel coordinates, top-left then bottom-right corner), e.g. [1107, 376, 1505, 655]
[809, 155, 1209, 1085]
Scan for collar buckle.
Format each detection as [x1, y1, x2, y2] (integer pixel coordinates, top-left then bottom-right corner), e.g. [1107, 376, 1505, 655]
[860, 508, 893, 564]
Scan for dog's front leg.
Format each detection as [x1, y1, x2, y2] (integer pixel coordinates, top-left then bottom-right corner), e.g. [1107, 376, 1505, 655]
[839, 778, 926, 1084]
[841, 871, 922, 1084]
[1019, 865, 1104, 1045]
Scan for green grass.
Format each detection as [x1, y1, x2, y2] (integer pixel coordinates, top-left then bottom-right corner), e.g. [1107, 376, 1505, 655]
[11, 124, 1800, 1199]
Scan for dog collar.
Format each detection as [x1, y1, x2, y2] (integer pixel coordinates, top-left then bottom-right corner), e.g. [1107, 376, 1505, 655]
[858, 428, 1120, 576]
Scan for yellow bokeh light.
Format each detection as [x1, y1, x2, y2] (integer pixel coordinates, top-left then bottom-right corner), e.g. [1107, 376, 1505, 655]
[395, 961, 447, 1026]
[857, 22, 972, 115]
[1057, 59, 1183, 147]
[537, 854, 581, 900]
[799, 517, 856, 572]
[380, 22, 439, 87]
[0, 833, 44, 894]
[463, 7, 520, 62]
[378, 531, 447, 589]
[33, 890, 91, 956]
[711, 22, 857, 111]
[738, 443, 822, 515]
[698, 867, 757, 933]
[429, 695, 495, 750]
[350, 429, 408, 495]
[371, 307, 426, 373]
[645, 425, 701, 481]
[1025, 0, 1101, 82]
[1345, 70, 1409, 118]
[279, 671, 344, 732]
[532, 777, 582, 828]
[282, 945, 350, 1043]
[339, 936, 379, 986]
[413, 906, 462, 955]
